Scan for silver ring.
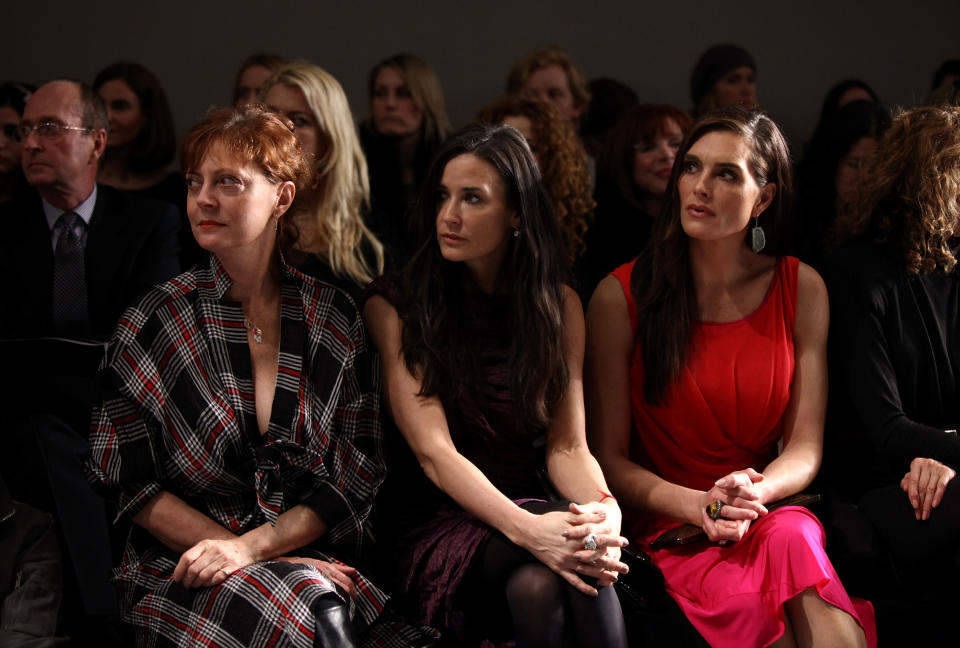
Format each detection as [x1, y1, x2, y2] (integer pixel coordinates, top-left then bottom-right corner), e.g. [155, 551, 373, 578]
[584, 533, 598, 551]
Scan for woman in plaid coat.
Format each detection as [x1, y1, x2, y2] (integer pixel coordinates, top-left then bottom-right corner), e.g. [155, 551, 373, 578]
[86, 106, 429, 647]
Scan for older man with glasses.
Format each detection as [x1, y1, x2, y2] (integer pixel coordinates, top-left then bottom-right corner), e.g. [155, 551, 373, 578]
[0, 79, 181, 645]
[3, 79, 180, 339]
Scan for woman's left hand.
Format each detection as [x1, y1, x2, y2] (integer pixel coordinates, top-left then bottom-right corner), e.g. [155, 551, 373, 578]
[173, 537, 258, 588]
[563, 501, 630, 586]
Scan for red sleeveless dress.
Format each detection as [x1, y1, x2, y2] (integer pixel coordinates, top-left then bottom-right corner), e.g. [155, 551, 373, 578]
[612, 257, 876, 648]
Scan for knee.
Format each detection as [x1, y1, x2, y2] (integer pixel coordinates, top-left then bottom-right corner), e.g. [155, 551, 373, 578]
[504, 563, 564, 603]
[754, 509, 826, 554]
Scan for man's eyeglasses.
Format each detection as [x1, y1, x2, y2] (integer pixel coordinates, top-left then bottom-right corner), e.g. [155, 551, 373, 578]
[17, 121, 94, 141]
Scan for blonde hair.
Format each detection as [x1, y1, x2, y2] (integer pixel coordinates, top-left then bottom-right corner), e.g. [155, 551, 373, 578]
[367, 53, 452, 147]
[262, 62, 384, 285]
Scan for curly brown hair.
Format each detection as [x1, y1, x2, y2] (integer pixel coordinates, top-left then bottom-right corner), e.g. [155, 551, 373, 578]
[477, 96, 595, 267]
[834, 106, 960, 274]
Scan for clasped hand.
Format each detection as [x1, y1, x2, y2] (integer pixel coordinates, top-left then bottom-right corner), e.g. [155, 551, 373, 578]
[524, 501, 630, 597]
[698, 468, 769, 544]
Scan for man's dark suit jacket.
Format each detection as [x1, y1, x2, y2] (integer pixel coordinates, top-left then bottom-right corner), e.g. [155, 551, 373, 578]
[0, 184, 182, 341]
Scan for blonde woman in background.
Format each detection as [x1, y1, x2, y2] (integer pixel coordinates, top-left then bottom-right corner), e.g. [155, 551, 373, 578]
[261, 62, 384, 297]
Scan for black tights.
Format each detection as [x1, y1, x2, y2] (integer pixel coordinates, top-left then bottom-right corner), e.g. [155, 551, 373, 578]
[480, 501, 628, 648]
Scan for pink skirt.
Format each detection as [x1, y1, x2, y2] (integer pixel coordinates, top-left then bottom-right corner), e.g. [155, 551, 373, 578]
[642, 507, 876, 648]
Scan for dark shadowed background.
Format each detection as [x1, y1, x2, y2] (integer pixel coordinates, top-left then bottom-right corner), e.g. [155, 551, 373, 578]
[4, 0, 956, 154]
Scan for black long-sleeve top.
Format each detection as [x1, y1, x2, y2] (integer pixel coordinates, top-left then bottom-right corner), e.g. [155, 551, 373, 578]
[827, 241, 960, 485]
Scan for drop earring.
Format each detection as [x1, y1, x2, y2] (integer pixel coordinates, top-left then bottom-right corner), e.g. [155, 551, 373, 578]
[750, 215, 766, 253]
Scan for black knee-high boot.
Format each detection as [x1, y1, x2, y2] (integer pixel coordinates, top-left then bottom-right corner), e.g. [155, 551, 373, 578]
[313, 597, 358, 648]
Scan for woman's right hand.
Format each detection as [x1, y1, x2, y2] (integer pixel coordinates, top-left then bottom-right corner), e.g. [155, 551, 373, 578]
[697, 469, 769, 543]
[275, 556, 359, 599]
[900, 457, 956, 520]
[520, 508, 628, 597]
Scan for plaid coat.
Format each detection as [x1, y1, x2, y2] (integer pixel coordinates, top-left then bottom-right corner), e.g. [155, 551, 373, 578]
[86, 255, 429, 647]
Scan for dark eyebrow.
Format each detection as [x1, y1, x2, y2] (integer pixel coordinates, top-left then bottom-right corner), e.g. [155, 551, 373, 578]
[460, 186, 484, 192]
[714, 162, 743, 173]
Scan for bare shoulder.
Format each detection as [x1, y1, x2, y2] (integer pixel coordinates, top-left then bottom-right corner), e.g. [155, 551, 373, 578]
[561, 284, 585, 321]
[585, 275, 633, 353]
[796, 261, 828, 312]
[794, 261, 829, 340]
[362, 294, 402, 353]
[586, 276, 629, 324]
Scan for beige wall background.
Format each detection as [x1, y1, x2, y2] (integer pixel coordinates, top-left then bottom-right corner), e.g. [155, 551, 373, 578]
[4, 0, 957, 154]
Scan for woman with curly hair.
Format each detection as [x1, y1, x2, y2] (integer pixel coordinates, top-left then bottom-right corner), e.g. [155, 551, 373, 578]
[261, 62, 384, 298]
[478, 96, 594, 271]
[826, 107, 960, 598]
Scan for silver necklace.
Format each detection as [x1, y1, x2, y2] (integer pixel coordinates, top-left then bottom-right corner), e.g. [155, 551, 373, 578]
[243, 316, 263, 344]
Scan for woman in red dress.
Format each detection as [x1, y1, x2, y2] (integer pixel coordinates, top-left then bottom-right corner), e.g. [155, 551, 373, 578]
[586, 106, 876, 647]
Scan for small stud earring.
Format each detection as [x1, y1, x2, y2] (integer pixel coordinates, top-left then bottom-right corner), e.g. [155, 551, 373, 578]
[513, 226, 520, 238]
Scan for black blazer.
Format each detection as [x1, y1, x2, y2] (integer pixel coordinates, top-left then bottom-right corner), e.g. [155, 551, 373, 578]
[0, 185, 182, 341]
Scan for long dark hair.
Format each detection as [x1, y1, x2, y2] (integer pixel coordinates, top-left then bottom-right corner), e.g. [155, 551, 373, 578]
[796, 100, 891, 257]
[93, 61, 176, 174]
[631, 106, 793, 405]
[400, 123, 568, 429]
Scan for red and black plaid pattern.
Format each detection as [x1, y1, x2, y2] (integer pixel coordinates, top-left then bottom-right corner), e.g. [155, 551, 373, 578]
[87, 256, 432, 646]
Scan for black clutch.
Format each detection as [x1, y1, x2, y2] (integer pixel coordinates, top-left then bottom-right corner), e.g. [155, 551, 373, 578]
[649, 493, 821, 549]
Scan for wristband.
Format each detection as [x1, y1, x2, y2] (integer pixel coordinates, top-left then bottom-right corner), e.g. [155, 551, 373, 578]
[598, 490, 617, 504]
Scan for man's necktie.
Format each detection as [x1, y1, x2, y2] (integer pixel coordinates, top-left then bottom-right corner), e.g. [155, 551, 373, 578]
[52, 211, 90, 337]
